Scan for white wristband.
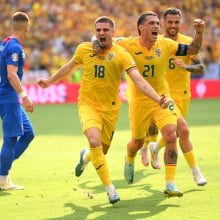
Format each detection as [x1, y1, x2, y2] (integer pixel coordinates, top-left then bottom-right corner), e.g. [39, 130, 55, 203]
[19, 90, 27, 99]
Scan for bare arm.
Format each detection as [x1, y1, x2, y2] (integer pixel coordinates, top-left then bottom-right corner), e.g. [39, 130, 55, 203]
[37, 59, 77, 88]
[7, 65, 34, 113]
[175, 56, 205, 74]
[128, 69, 170, 108]
[176, 19, 205, 56]
[187, 19, 205, 55]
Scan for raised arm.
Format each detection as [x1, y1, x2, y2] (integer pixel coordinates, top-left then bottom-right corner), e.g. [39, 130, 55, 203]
[37, 59, 77, 88]
[128, 69, 170, 108]
[176, 19, 205, 56]
[187, 19, 205, 55]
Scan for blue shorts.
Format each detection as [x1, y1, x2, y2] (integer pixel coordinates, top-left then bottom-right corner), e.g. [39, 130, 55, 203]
[0, 103, 33, 138]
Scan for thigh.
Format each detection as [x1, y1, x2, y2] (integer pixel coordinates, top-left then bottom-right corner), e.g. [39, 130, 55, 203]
[78, 103, 102, 132]
[153, 104, 177, 130]
[101, 109, 119, 145]
[178, 98, 190, 119]
[0, 103, 23, 137]
[129, 102, 153, 139]
[78, 103, 119, 146]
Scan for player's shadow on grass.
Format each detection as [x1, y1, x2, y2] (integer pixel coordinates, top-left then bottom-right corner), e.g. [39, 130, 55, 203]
[46, 170, 180, 220]
[75, 169, 158, 194]
[46, 188, 179, 220]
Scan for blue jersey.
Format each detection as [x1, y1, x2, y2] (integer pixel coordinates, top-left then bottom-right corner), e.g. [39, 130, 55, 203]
[0, 37, 25, 103]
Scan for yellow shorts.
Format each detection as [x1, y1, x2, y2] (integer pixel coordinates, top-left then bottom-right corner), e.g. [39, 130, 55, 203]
[173, 97, 190, 119]
[78, 103, 119, 145]
[129, 101, 177, 139]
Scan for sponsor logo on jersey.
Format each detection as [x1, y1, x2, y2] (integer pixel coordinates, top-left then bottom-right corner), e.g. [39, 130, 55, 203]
[11, 53, 19, 62]
[107, 52, 115, 61]
[154, 48, 162, 58]
[98, 56, 105, 60]
[144, 56, 154, 60]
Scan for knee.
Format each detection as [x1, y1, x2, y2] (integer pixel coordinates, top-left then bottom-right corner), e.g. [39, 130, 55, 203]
[88, 136, 101, 147]
[178, 124, 190, 139]
[164, 130, 177, 144]
[130, 139, 144, 150]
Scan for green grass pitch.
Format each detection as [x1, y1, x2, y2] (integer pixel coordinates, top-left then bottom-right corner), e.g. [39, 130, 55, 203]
[0, 99, 220, 220]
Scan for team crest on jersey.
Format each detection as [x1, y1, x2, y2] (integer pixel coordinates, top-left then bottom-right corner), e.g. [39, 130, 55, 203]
[154, 48, 162, 58]
[11, 53, 19, 62]
[107, 52, 115, 61]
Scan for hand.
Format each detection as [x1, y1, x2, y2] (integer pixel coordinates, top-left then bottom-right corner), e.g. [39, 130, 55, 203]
[22, 96, 34, 113]
[37, 78, 50, 88]
[193, 19, 205, 33]
[158, 95, 170, 109]
[175, 58, 186, 70]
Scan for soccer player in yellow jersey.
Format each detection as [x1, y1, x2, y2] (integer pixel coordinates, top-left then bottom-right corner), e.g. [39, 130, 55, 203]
[103, 11, 205, 197]
[140, 8, 207, 186]
[37, 16, 169, 204]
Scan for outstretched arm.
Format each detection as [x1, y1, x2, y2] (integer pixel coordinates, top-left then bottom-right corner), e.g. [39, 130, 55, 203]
[37, 59, 77, 88]
[128, 69, 170, 108]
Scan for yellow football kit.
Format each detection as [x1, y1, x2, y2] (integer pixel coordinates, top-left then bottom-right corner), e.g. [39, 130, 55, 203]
[165, 33, 200, 119]
[115, 36, 179, 139]
[73, 42, 137, 144]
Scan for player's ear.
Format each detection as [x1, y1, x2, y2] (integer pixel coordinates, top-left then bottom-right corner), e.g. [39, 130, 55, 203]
[161, 20, 164, 26]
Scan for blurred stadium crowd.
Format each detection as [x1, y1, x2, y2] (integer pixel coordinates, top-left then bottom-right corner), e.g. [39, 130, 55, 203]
[0, 0, 220, 82]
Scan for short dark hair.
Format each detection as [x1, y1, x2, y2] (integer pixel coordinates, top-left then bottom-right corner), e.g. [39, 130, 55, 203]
[95, 16, 115, 29]
[163, 8, 182, 20]
[137, 11, 159, 35]
[12, 12, 29, 30]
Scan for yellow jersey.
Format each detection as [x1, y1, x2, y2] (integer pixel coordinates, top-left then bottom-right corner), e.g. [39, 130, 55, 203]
[73, 42, 137, 111]
[165, 33, 200, 100]
[115, 36, 178, 104]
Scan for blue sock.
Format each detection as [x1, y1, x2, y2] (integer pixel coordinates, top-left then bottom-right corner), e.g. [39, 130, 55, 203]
[14, 130, 34, 160]
[0, 137, 17, 175]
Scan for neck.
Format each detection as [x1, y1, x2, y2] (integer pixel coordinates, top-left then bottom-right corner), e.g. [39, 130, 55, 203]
[10, 32, 25, 44]
[164, 33, 178, 41]
[139, 37, 154, 50]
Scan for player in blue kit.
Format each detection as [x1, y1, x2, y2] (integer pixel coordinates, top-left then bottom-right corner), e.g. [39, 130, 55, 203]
[0, 12, 34, 191]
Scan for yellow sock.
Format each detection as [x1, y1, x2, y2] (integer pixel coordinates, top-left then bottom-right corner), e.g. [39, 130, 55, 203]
[165, 164, 177, 182]
[144, 134, 158, 149]
[158, 137, 165, 149]
[183, 151, 196, 168]
[126, 152, 136, 164]
[90, 146, 111, 187]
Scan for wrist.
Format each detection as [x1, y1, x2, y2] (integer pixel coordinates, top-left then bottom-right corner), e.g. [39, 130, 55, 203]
[19, 90, 27, 99]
